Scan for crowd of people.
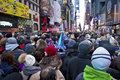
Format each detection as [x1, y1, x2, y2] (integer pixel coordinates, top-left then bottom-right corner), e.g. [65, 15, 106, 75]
[0, 31, 120, 80]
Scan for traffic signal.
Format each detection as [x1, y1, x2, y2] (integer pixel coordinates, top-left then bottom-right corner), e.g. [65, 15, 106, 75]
[13, 4, 16, 14]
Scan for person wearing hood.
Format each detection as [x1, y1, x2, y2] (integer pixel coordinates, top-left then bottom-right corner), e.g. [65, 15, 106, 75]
[24, 44, 36, 54]
[5, 37, 24, 61]
[0, 51, 19, 79]
[60, 39, 79, 79]
[18, 54, 41, 80]
[75, 47, 112, 80]
[66, 40, 92, 80]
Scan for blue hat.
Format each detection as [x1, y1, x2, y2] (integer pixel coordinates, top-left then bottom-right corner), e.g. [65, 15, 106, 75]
[91, 47, 111, 71]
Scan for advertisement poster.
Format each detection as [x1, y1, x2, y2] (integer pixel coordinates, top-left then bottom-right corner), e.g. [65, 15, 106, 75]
[14, 1, 29, 19]
[0, 0, 14, 15]
[0, 0, 29, 19]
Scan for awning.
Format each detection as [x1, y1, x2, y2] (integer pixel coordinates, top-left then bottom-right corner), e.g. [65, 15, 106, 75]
[18, 19, 33, 25]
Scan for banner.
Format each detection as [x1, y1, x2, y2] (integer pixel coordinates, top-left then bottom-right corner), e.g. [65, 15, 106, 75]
[63, 0, 67, 4]
[54, 1, 61, 23]
[0, 0, 14, 15]
[14, 1, 29, 19]
[0, 0, 29, 19]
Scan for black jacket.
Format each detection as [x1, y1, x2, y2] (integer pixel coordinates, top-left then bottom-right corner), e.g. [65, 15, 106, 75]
[107, 68, 120, 79]
[60, 52, 78, 79]
[66, 54, 92, 80]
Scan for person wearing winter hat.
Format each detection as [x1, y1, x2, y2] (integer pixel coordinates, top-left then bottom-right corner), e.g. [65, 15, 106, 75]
[5, 32, 12, 38]
[66, 40, 92, 80]
[66, 39, 76, 49]
[18, 54, 41, 80]
[61, 42, 79, 79]
[45, 45, 57, 56]
[5, 37, 19, 51]
[5, 37, 24, 60]
[24, 44, 35, 54]
[85, 34, 91, 40]
[75, 47, 112, 80]
[102, 43, 115, 58]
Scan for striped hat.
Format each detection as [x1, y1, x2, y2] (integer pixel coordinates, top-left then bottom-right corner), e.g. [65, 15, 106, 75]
[91, 47, 111, 71]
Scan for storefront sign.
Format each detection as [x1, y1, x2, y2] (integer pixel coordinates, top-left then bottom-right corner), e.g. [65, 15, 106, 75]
[106, 0, 113, 25]
[18, 19, 33, 25]
[0, 21, 12, 27]
[14, 1, 29, 19]
[54, 1, 61, 23]
[0, 0, 29, 19]
[0, 0, 14, 15]
[63, 0, 67, 4]
[106, 0, 117, 25]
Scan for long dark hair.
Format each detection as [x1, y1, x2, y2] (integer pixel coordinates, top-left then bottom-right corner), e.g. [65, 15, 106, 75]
[40, 66, 56, 80]
[1, 50, 18, 70]
[34, 39, 47, 62]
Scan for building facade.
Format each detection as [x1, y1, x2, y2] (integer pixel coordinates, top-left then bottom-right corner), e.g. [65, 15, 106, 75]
[16, 0, 40, 32]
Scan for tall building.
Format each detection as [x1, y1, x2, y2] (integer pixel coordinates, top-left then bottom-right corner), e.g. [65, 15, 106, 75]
[91, 0, 105, 30]
[91, 0, 105, 17]
[0, 0, 30, 33]
[16, 0, 40, 32]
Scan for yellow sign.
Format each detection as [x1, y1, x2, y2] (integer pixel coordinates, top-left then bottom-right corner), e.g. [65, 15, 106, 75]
[0, 0, 14, 15]
[0, 0, 29, 19]
[63, 0, 67, 4]
[14, 1, 29, 19]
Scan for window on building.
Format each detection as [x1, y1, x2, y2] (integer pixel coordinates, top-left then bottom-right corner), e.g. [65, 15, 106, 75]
[19, 0, 22, 3]
[29, 2, 31, 9]
[29, 14, 31, 20]
[24, 0, 26, 5]
[34, 23, 38, 31]
[31, 3, 33, 10]
[33, 4, 34, 10]
[36, 6, 38, 12]
[33, 15, 35, 20]
[34, 5, 36, 11]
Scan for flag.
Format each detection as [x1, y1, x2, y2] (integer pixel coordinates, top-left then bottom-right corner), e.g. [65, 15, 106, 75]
[56, 31, 67, 50]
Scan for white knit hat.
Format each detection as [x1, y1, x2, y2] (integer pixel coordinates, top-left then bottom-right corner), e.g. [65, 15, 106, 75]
[24, 55, 35, 66]
[91, 47, 111, 71]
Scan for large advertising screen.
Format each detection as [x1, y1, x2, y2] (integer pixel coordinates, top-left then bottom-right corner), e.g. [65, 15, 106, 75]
[14, 1, 29, 19]
[0, 0, 29, 19]
[0, 0, 14, 15]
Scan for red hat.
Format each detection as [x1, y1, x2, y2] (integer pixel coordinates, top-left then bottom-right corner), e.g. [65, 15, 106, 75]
[45, 45, 57, 56]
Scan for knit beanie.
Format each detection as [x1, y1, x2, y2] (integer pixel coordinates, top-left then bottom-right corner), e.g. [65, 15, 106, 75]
[24, 55, 35, 66]
[45, 45, 56, 56]
[91, 47, 111, 71]
[78, 40, 90, 55]
[25, 44, 35, 54]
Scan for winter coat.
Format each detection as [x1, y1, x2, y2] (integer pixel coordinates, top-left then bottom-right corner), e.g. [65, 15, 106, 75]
[60, 52, 78, 79]
[56, 70, 65, 80]
[21, 71, 40, 80]
[107, 68, 120, 79]
[23, 65, 41, 76]
[66, 55, 92, 80]
[0, 62, 18, 75]
[76, 65, 112, 80]
[14, 48, 25, 61]
[3, 72, 23, 80]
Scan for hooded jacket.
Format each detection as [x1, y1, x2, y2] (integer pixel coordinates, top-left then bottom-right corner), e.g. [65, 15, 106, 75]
[23, 65, 41, 76]
[83, 65, 112, 80]
[66, 41, 92, 80]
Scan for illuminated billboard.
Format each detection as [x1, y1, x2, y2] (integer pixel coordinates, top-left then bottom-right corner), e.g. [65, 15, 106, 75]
[14, 1, 29, 19]
[0, 0, 29, 19]
[0, 0, 14, 15]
